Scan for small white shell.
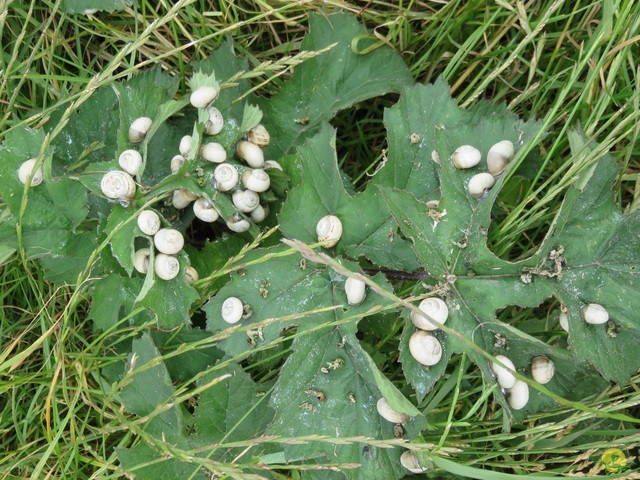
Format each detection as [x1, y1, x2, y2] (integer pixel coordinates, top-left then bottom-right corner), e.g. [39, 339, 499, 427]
[201, 142, 227, 163]
[236, 140, 265, 168]
[581, 303, 609, 324]
[184, 266, 199, 285]
[232, 189, 260, 213]
[241, 169, 271, 193]
[508, 379, 529, 410]
[118, 149, 143, 176]
[431, 150, 441, 165]
[154, 253, 180, 280]
[213, 164, 239, 192]
[250, 204, 268, 223]
[316, 215, 343, 248]
[226, 214, 250, 233]
[411, 297, 448, 331]
[468, 172, 496, 199]
[193, 198, 219, 223]
[264, 160, 283, 171]
[179, 135, 193, 157]
[400, 451, 426, 474]
[408, 330, 442, 366]
[559, 311, 570, 332]
[190, 86, 218, 109]
[133, 248, 150, 274]
[172, 189, 192, 210]
[247, 124, 270, 148]
[18, 158, 43, 186]
[425, 200, 440, 209]
[221, 296, 243, 324]
[451, 145, 481, 169]
[170, 154, 185, 174]
[376, 397, 409, 424]
[137, 210, 161, 236]
[204, 107, 224, 135]
[129, 117, 152, 143]
[154, 228, 184, 255]
[491, 355, 517, 389]
[101, 171, 136, 200]
[487, 140, 514, 175]
[531, 356, 555, 384]
[345, 277, 366, 306]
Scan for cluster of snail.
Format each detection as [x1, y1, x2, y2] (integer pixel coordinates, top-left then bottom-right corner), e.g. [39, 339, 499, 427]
[559, 302, 610, 332]
[447, 140, 515, 199]
[408, 297, 448, 366]
[491, 354, 555, 410]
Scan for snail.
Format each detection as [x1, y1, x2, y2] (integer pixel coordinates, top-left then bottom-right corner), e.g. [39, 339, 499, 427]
[241, 168, 271, 193]
[170, 154, 185, 174]
[376, 397, 409, 424]
[236, 140, 265, 168]
[250, 204, 268, 223]
[193, 197, 219, 223]
[137, 210, 161, 236]
[581, 303, 609, 324]
[226, 213, 250, 233]
[221, 296, 244, 324]
[508, 379, 529, 410]
[200, 142, 227, 163]
[316, 215, 342, 248]
[232, 189, 260, 213]
[100, 170, 136, 200]
[184, 266, 199, 285]
[487, 140, 514, 175]
[425, 200, 440, 209]
[408, 330, 442, 366]
[559, 311, 570, 332]
[451, 145, 481, 169]
[345, 277, 366, 306]
[133, 248, 150, 274]
[179, 135, 193, 157]
[204, 107, 224, 135]
[247, 124, 270, 148]
[18, 158, 43, 186]
[154, 253, 180, 281]
[118, 149, 143, 176]
[491, 355, 517, 389]
[172, 189, 193, 209]
[154, 228, 184, 255]
[128, 116, 152, 143]
[411, 297, 448, 331]
[468, 172, 496, 199]
[531, 355, 554, 384]
[190, 85, 218, 109]
[213, 164, 239, 192]
[400, 451, 427, 474]
[264, 160, 283, 171]
[431, 150, 441, 165]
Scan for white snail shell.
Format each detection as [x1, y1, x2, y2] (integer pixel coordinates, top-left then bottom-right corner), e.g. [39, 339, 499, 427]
[376, 397, 409, 424]
[431, 150, 441, 165]
[154, 228, 184, 255]
[128, 117, 152, 143]
[531, 356, 555, 384]
[204, 107, 224, 135]
[172, 189, 193, 210]
[581, 303, 609, 324]
[345, 277, 366, 306]
[213, 163, 239, 192]
[491, 355, 517, 389]
[264, 160, 283, 171]
[193, 198, 219, 223]
[316, 215, 343, 248]
[236, 140, 265, 168]
[184, 266, 199, 285]
[154, 253, 180, 280]
[400, 451, 426, 474]
[408, 330, 442, 366]
[411, 297, 448, 331]
[250, 204, 268, 223]
[101, 171, 136, 200]
[425, 199, 440, 209]
[18, 158, 43, 186]
[170, 154, 185, 174]
[179, 135, 193, 157]
[201, 142, 227, 163]
[487, 140, 514, 175]
[221, 296, 244, 324]
[468, 172, 496, 199]
[137, 210, 161, 236]
[247, 124, 270, 148]
[190, 86, 218, 109]
[118, 149, 143, 176]
[133, 248, 150, 274]
[241, 169, 271, 192]
[232, 189, 260, 213]
[508, 379, 529, 410]
[559, 311, 570, 332]
[226, 213, 250, 232]
[452, 145, 481, 169]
